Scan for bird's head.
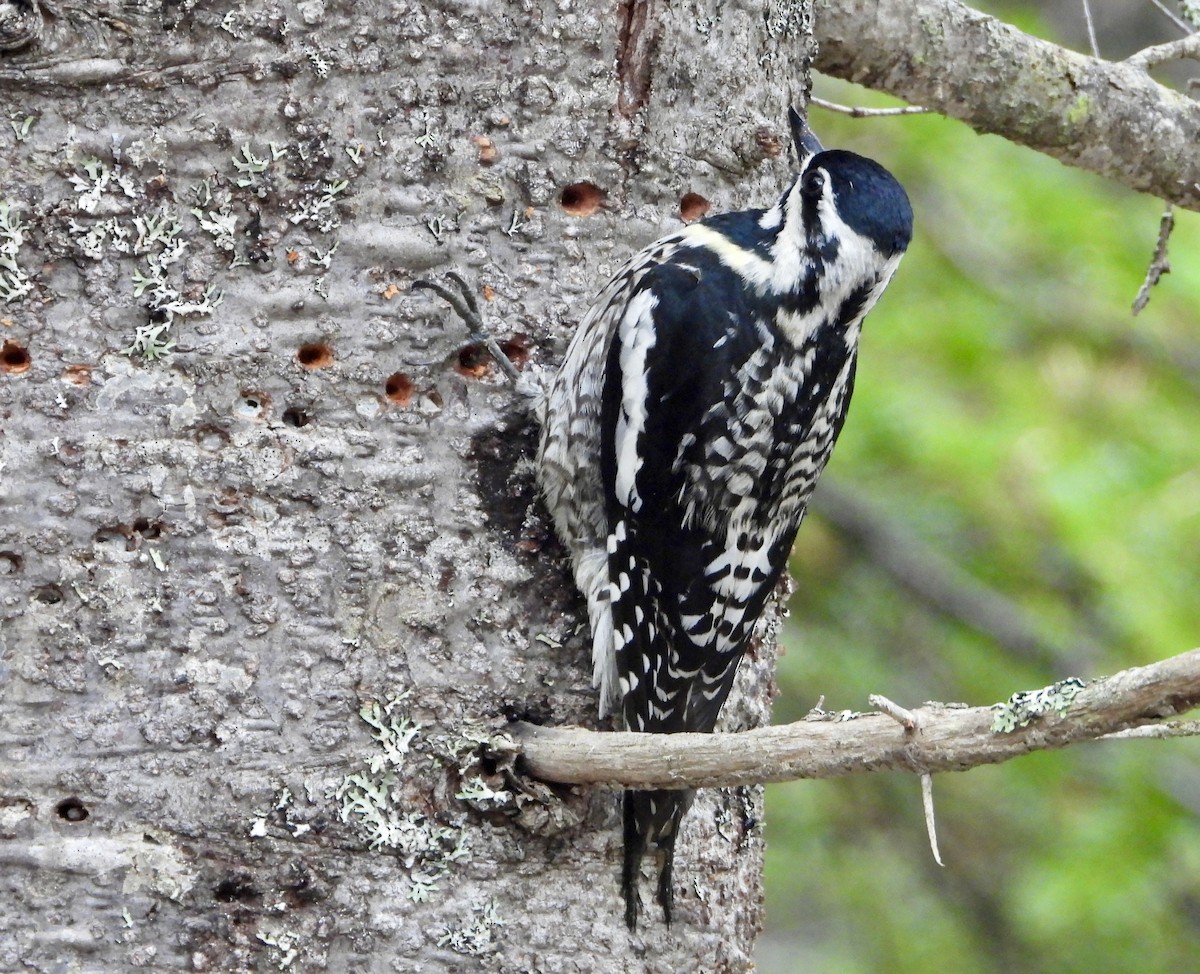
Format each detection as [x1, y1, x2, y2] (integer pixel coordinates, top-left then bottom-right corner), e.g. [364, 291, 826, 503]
[795, 148, 914, 260]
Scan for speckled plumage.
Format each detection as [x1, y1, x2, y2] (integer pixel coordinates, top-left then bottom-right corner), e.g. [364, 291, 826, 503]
[537, 126, 913, 929]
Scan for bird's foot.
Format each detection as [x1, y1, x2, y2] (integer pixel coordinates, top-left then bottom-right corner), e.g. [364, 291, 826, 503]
[412, 272, 526, 385]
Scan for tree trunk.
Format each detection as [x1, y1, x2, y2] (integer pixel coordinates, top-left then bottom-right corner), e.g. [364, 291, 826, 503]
[0, 2, 813, 970]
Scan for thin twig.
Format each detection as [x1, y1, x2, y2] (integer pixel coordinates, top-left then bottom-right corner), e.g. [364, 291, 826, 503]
[868, 693, 919, 731]
[1081, 0, 1101, 57]
[509, 648, 1200, 789]
[921, 774, 944, 867]
[1146, 0, 1194, 36]
[809, 95, 931, 118]
[1132, 206, 1175, 314]
[1125, 33, 1200, 71]
[1100, 719, 1200, 741]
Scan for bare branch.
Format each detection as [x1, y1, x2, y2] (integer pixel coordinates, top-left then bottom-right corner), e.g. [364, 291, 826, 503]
[1132, 206, 1176, 314]
[810, 95, 931, 118]
[1101, 719, 1200, 740]
[1125, 34, 1200, 71]
[510, 648, 1200, 789]
[812, 0, 1200, 212]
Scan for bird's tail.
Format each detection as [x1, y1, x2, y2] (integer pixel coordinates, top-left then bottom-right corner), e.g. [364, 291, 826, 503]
[622, 788, 695, 929]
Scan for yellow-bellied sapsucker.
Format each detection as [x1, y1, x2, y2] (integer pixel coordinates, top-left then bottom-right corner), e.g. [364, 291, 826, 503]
[537, 111, 913, 929]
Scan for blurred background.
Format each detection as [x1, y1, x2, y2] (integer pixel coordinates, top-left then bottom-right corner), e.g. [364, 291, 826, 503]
[759, 2, 1200, 970]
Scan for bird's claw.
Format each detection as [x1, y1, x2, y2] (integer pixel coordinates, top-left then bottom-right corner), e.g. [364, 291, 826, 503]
[413, 274, 523, 384]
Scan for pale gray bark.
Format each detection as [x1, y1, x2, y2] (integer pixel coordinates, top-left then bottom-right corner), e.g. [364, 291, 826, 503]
[0, 2, 817, 972]
[814, 0, 1200, 212]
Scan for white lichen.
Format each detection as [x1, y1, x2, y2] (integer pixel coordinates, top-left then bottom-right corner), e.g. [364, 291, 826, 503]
[359, 697, 420, 771]
[436, 899, 506, 956]
[62, 157, 228, 358]
[247, 786, 314, 840]
[288, 177, 350, 233]
[303, 45, 331, 78]
[454, 775, 512, 811]
[9, 113, 36, 143]
[123, 209, 223, 357]
[54, 133, 362, 358]
[68, 157, 137, 213]
[219, 9, 248, 38]
[331, 696, 470, 900]
[232, 144, 271, 188]
[415, 116, 437, 149]
[189, 205, 238, 252]
[503, 208, 527, 238]
[424, 214, 454, 242]
[256, 927, 300, 970]
[311, 242, 338, 268]
[992, 677, 1086, 733]
[0, 200, 33, 303]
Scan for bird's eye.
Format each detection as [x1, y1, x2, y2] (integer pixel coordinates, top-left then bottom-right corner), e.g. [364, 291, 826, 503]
[800, 169, 826, 199]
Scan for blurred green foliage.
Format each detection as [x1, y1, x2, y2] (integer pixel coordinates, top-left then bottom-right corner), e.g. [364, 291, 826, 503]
[761, 49, 1200, 974]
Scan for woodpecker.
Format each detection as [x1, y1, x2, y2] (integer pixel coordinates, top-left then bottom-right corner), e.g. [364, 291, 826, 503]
[536, 111, 912, 929]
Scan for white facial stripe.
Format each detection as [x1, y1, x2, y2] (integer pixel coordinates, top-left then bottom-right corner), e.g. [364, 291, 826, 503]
[679, 224, 775, 290]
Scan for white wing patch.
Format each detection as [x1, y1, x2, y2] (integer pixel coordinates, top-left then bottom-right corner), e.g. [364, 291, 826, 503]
[614, 289, 658, 513]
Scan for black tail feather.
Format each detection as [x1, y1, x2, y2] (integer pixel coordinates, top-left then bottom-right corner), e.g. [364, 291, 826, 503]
[622, 788, 694, 930]
[622, 792, 645, 930]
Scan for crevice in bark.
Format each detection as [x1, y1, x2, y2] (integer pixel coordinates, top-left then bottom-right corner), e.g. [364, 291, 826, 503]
[615, 0, 657, 117]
